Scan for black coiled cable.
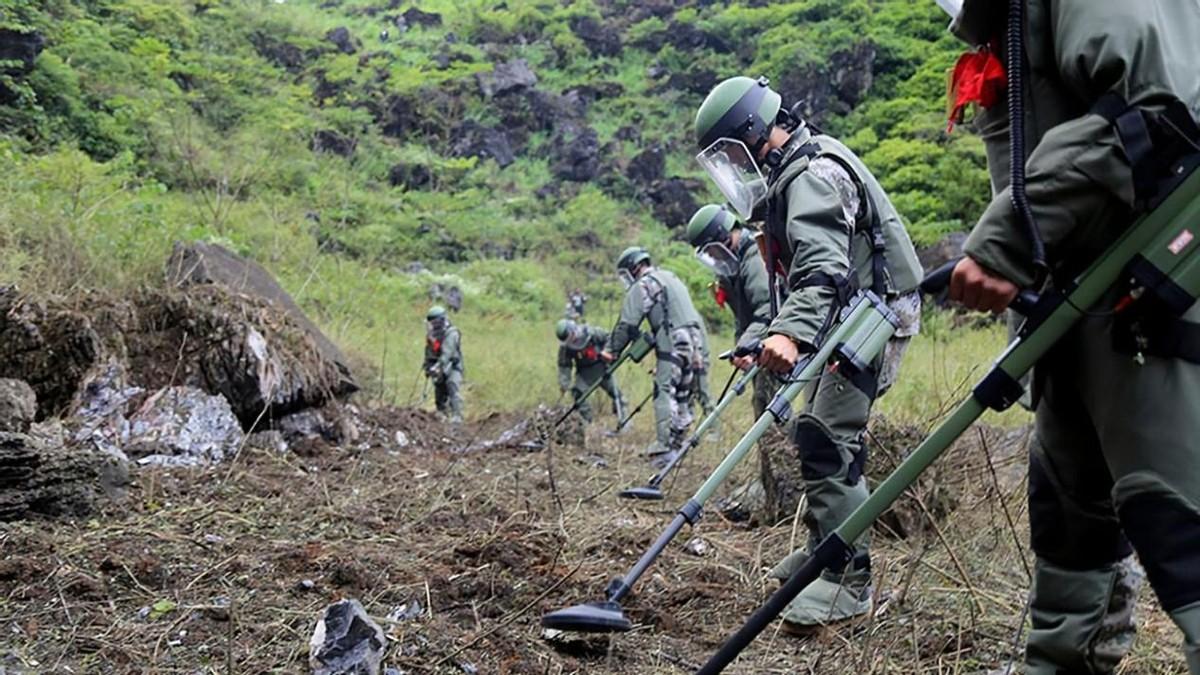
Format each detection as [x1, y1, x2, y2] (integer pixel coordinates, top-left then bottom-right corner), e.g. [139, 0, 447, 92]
[1007, 0, 1048, 279]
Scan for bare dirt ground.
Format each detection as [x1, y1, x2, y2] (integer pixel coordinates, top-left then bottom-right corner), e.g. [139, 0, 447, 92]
[0, 406, 1188, 674]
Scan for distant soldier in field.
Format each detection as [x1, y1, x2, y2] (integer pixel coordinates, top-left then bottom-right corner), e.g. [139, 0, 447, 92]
[564, 289, 587, 321]
[555, 319, 624, 423]
[423, 306, 463, 423]
[602, 247, 709, 462]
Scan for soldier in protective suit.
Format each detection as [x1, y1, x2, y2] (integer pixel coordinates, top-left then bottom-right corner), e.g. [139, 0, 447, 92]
[686, 203, 803, 523]
[602, 246, 709, 461]
[423, 306, 464, 424]
[945, 0, 1200, 672]
[555, 319, 624, 423]
[694, 76, 924, 630]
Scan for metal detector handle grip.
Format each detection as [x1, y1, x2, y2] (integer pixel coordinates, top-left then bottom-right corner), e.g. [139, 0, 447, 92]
[921, 257, 1040, 316]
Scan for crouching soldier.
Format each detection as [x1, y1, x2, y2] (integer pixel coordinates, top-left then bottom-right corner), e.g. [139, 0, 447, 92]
[602, 246, 709, 461]
[556, 319, 625, 423]
[695, 76, 923, 631]
[423, 306, 464, 424]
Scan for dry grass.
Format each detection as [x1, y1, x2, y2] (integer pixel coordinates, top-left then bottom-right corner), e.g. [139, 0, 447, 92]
[0, 404, 1188, 674]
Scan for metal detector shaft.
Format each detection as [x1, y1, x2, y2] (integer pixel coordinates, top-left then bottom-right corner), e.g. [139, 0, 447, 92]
[555, 334, 652, 428]
[604, 294, 899, 605]
[697, 164, 1200, 675]
[615, 389, 654, 433]
[640, 366, 761, 490]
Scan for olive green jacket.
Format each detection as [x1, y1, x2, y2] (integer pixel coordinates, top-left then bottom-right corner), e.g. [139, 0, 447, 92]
[762, 129, 924, 348]
[953, 0, 1200, 287]
[608, 267, 703, 356]
[557, 326, 609, 389]
[720, 232, 773, 345]
[423, 325, 463, 377]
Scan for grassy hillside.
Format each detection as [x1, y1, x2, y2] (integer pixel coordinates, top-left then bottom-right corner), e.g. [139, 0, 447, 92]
[0, 0, 1006, 421]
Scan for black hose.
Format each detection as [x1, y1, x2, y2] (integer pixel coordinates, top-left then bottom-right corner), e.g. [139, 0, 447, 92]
[1007, 0, 1048, 278]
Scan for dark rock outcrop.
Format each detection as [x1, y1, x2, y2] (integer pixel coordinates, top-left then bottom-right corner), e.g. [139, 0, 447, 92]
[777, 42, 876, 121]
[569, 16, 621, 57]
[626, 146, 665, 186]
[450, 120, 515, 168]
[0, 431, 118, 521]
[476, 59, 538, 99]
[325, 26, 358, 55]
[402, 7, 442, 28]
[249, 32, 314, 73]
[388, 163, 432, 190]
[312, 129, 357, 157]
[551, 127, 602, 183]
[0, 29, 44, 103]
[645, 178, 703, 227]
[918, 232, 968, 273]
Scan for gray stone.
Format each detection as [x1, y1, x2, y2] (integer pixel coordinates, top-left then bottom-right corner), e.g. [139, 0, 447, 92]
[277, 404, 359, 446]
[325, 26, 358, 55]
[551, 126, 601, 183]
[918, 231, 968, 273]
[125, 387, 244, 467]
[476, 59, 537, 98]
[309, 598, 386, 675]
[449, 121, 515, 168]
[0, 379, 36, 433]
[0, 431, 114, 521]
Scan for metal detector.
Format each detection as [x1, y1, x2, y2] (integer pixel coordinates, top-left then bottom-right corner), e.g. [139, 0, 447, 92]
[696, 163, 1200, 674]
[541, 292, 900, 633]
[618, 364, 760, 502]
[555, 332, 655, 428]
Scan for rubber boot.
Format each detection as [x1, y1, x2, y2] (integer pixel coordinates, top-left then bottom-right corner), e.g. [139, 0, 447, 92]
[1026, 557, 1142, 675]
[770, 549, 872, 631]
[1170, 600, 1200, 674]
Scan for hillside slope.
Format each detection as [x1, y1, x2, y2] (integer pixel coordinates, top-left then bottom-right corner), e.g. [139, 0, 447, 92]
[0, 0, 987, 409]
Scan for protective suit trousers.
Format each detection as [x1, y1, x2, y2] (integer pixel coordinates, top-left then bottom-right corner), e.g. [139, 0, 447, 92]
[652, 327, 703, 447]
[434, 369, 464, 423]
[1025, 305, 1200, 675]
[571, 363, 623, 423]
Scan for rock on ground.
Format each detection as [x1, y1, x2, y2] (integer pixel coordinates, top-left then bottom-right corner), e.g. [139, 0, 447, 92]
[476, 58, 537, 99]
[165, 241, 357, 398]
[0, 430, 125, 521]
[125, 387, 244, 467]
[0, 379, 36, 433]
[309, 598, 386, 675]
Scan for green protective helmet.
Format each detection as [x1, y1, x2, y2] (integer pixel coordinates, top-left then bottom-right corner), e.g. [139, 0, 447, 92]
[555, 318, 574, 341]
[685, 204, 737, 248]
[426, 305, 448, 321]
[616, 246, 652, 272]
[694, 76, 782, 153]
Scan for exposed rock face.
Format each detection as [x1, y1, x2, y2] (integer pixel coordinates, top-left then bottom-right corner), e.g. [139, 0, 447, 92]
[388, 163, 432, 190]
[476, 58, 538, 99]
[626, 146, 665, 186]
[450, 120, 515, 168]
[569, 16, 620, 57]
[166, 241, 358, 401]
[777, 42, 877, 121]
[644, 178, 703, 227]
[551, 127, 601, 182]
[0, 380, 37, 433]
[249, 32, 314, 73]
[0, 29, 45, 103]
[401, 7, 442, 28]
[325, 26, 358, 55]
[312, 129, 357, 157]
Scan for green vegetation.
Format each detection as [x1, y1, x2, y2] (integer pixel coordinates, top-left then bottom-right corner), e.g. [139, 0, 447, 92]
[0, 0, 1008, 417]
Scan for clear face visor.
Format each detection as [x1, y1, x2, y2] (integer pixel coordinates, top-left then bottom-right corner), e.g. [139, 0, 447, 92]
[696, 138, 767, 221]
[696, 241, 739, 278]
[564, 326, 589, 351]
[426, 317, 446, 336]
[617, 268, 636, 289]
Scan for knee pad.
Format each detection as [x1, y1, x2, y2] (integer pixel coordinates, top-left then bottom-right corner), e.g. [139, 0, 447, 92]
[1118, 489, 1200, 612]
[794, 418, 842, 481]
[1029, 452, 1131, 569]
